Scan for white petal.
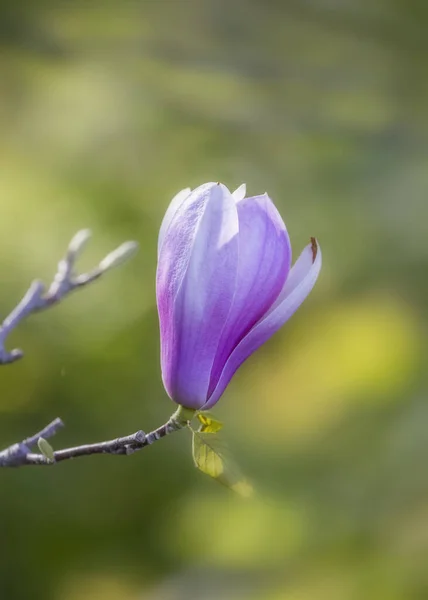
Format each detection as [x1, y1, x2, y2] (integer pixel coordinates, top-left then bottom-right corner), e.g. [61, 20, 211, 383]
[232, 183, 247, 202]
[157, 187, 191, 257]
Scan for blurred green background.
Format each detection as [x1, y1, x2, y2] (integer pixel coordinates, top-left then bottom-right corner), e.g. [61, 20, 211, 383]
[1, 1, 427, 599]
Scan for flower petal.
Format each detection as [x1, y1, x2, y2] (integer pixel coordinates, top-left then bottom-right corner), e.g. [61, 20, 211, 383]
[157, 183, 239, 408]
[157, 187, 191, 257]
[207, 194, 291, 397]
[157, 183, 214, 324]
[205, 239, 322, 408]
[232, 183, 247, 202]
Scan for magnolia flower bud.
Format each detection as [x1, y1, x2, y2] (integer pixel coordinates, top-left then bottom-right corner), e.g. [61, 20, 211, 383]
[156, 182, 321, 410]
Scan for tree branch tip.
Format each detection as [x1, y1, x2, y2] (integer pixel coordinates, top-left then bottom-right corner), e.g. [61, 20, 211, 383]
[0, 348, 24, 365]
[98, 240, 139, 272]
[67, 229, 93, 256]
[30, 279, 44, 290]
[11, 348, 24, 358]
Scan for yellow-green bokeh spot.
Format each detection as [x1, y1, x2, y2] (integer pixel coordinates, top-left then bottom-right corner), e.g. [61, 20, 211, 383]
[167, 493, 306, 568]
[237, 294, 422, 444]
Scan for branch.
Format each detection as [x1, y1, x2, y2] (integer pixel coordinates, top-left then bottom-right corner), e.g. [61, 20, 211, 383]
[0, 229, 138, 365]
[0, 229, 194, 468]
[0, 407, 195, 467]
[0, 229, 194, 469]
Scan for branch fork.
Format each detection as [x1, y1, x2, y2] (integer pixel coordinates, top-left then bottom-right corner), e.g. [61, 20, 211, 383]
[0, 229, 168, 468]
[0, 229, 138, 364]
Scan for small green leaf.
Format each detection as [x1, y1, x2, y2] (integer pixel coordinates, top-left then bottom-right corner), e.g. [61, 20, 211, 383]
[191, 430, 253, 497]
[192, 431, 224, 478]
[37, 437, 55, 462]
[197, 412, 223, 433]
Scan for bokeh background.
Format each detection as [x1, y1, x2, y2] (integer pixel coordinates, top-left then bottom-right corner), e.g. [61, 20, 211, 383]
[1, 1, 427, 599]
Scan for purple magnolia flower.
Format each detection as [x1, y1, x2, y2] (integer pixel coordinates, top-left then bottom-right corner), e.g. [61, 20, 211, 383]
[156, 182, 321, 410]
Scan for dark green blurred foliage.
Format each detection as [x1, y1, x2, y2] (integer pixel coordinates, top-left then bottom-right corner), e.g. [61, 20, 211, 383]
[0, 1, 427, 599]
